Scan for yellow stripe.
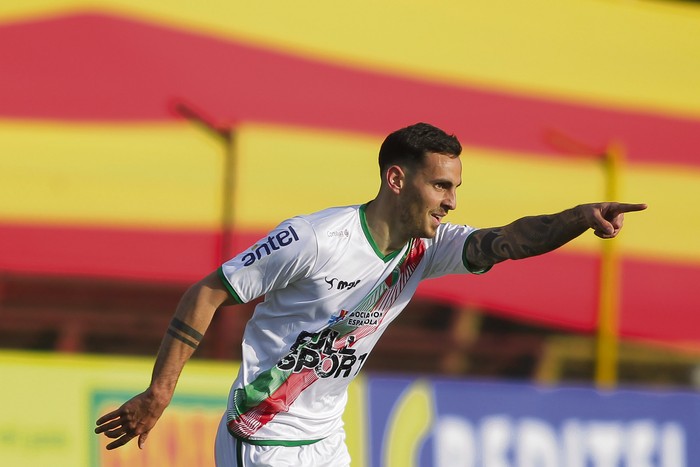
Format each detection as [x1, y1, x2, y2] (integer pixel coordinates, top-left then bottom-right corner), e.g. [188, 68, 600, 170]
[0, 121, 224, 229]
[233, 123, 378, 225]
[0, 0, 81, 22]
[2, 121, 699, 264]
[3, 1, 700, 117]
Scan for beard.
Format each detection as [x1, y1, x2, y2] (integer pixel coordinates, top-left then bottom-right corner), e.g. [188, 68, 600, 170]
[397, 190, 436, 239]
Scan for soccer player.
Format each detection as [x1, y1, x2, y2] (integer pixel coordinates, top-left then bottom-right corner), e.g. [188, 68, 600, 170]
[95, 122, 646, 466]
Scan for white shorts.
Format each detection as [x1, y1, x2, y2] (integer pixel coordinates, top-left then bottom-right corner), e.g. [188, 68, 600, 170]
[214, 413, 351, 467]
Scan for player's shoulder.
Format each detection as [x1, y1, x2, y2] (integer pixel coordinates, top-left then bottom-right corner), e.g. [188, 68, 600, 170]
[293, 204, 361, 231]
[426, 222, 478, 246]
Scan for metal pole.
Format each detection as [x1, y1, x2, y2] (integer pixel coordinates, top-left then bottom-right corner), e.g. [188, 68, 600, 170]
[220, 130, 236, 262]
[543, 130, 623, 387]
[172, 100, 235, 263]
[595, 142, 623, 388]
[173, 100, 237, 359]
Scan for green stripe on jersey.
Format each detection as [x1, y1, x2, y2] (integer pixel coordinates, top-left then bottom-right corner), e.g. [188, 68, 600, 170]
[233, 366, 291, 416]
[359, 204, 404, 262]
[229, 431, 323, 447]
[218, 266, 245, 303]
[461, 231, 492, 275]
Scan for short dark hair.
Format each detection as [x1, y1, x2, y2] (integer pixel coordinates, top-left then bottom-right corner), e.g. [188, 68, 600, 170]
[378, 122, 462, 174]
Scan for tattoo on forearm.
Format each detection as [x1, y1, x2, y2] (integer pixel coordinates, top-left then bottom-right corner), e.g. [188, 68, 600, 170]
[166, 318, 203, 350]
[469, 210, 587, 267]
[171, 317, 204, 341]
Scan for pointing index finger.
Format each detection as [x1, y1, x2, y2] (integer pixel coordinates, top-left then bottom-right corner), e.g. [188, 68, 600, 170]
[615, 203, 648, 213]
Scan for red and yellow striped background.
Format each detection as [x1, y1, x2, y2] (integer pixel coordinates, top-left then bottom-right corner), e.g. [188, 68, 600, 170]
[1, 0, 699, 347]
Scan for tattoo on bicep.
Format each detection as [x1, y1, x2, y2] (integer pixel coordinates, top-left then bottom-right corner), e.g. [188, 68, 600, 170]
[166, 317, 204, 350]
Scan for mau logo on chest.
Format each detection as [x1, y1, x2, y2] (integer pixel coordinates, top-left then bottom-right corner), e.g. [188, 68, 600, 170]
[325, 277, 361, 291]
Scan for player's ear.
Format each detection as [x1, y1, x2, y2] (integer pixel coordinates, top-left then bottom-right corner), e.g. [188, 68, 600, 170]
[386, 165, 405, 194]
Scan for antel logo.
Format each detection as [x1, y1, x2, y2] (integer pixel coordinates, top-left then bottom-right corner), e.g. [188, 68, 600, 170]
[242, 225, 300, 267]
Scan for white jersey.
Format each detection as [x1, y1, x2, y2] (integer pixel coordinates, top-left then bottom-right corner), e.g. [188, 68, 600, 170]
[218, 204, 484, 444]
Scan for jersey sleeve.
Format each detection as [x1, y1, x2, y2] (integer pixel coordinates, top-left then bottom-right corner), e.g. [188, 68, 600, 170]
[422, 223, 491, 279]
[218, 217, 318, 303]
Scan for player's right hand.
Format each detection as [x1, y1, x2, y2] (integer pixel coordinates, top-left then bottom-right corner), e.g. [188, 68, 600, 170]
[94, 388, 170, 450]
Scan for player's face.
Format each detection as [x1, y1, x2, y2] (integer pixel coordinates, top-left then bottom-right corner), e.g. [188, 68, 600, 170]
[398, 152, 462, 239]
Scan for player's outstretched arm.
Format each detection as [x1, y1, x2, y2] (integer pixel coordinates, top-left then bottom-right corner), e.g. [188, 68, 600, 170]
[94, 270, 233, 450]
[465, 202, 647, 270]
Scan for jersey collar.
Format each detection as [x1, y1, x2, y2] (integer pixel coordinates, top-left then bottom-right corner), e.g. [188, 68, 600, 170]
[359, 203, 406, 263]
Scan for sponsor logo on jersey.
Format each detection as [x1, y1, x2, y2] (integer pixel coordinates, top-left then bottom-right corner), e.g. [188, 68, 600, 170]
[277, 328, 368, 379]
[324, 276, 362, 291]
[327, 229, 349, 238]
[345, 310, 383, 327]
[241, 225, 300, 266]
[327, 309, 349, 326]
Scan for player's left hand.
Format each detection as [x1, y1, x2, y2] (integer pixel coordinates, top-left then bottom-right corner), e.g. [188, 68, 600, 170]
[580, 202, 647, 239]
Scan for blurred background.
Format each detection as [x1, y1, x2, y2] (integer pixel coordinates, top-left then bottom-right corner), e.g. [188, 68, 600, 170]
[2, 0, 700, 466]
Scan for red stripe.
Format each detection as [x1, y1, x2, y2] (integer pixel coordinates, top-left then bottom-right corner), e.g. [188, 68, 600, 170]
[417, 254, 600, 332]
[230, 369, 320, 438]
[2, 222, 699, 344]
[620, 257, 700, 345]
[1, 12, 699, 166]
[0, 222, 225, 283]
[417, 255, 700, 345]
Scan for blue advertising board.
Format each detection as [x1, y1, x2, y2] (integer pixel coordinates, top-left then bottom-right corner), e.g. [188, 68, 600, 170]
[368, 377, 698, 467]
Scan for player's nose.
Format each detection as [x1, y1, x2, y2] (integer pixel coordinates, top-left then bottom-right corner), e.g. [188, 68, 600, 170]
[443, 189, 456, 211]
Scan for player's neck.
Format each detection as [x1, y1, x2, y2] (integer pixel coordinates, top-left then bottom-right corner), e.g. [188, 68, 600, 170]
[364, 198, 410, 256]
